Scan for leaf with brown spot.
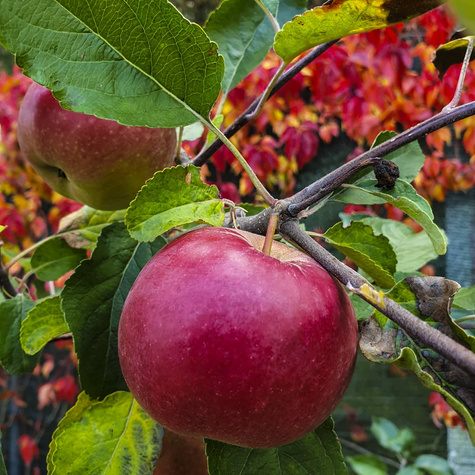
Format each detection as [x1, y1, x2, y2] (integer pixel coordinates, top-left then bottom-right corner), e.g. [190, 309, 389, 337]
[274, 0, 443, 62]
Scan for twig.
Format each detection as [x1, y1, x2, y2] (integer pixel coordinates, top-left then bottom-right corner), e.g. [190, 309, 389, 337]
[339, 438, 401, 469]
[193, 41, 337, 166]
[278, 219, 475, 377]
[286, 100, 475, 215]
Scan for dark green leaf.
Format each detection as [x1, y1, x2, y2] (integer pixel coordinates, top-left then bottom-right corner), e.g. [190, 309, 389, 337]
[0, 0, 224, 127]
[335, 180, 447, 255]
[274, 0, 441, 62]
[0, 296, 40, 374]
[47, 391, 162, 474]
[324, 221, 397, 288]
[350, 293, 375, 321]
[396, 467, 424, 475]
[413, 454, 453, 475]
[61, 222, 166, 398]
[20, 296, 69, 355]
[370, 417, 414, 456]
[346, 455, 387, 475]
[206, 417, 347, 474]
[31, 238, 87, 281]
[432, 36, 475, 79]
[126, 165, 225, 242]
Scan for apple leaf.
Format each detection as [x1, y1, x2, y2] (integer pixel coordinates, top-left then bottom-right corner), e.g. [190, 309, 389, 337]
[413, 454, 452, 475]
[58, 207, 127, 249]
[432, 36, 475, 79]
[449, 1, 475, 33]
[20, 296, 69, 355]
[0, 0, 224, 127]
[0, 296, 40, 374]
[206, 417, 347, 475]
[47, 391, 162, 474]
[30, 238, 87, 282]
[273, 0, 441, 63]
[334, 180, 447, 255]
[61, 222, 166, 399]
[370, 418, 414, 456]
[371, 131, 425, 183]
[126, 165, 225, 242]
[359, 277, 475, 445]
[346, 455, 387, 475]
[324, 221, 397, 288]
[452, 285, 475, 310]
[359, 217, 438, 273]
[206, 0, 306, 95]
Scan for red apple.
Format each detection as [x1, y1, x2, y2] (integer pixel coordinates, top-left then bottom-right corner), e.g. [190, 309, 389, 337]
[118, 227, 358, 448]
[17, 82, 177, 210]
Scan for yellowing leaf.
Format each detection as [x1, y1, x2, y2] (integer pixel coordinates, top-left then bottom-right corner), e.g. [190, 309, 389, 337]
[274, 0, 442, 62]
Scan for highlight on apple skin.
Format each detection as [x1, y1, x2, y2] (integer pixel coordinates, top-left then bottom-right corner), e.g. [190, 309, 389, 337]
[17, 82, 177, 210]
[118, 226, 358, 449]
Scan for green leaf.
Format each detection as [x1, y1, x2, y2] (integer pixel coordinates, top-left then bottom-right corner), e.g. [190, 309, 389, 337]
[47, 391, 162, 474]
[0, 0, 224, 127]
[396, 467, 424, 475]
[182, 122, 205, 142]
[453, 285, 475, 310]
[346, 455, 387, 475]
[30, 238, 87, 281]
[0, 296, 40, 374]
[370, 417, 414, 456]
[274, 0, 441, 62]
[126, 165, 225, 242]
[372, 131, 425, 182]
[20, 296, 69, 355]
[413, 454, 453, 475]
[335, 180, 447, 255]
[61, 222, 166, 398]
[206, 417, 347, 474]
[449, 1, 475, 33]
[59, 207, 127, 249]
[0, 432, 7, 475]
[359, 217, 438, 273]
[206, 0, 305, 94]
[324, 221, 396, 288]
[350, 293, 374, 321]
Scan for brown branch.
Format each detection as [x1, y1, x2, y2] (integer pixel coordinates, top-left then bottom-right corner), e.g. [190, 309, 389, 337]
[193, 41, 337, 166]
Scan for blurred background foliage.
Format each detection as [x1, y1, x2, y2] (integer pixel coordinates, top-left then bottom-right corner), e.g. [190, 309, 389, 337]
[1, 1, 475, 473]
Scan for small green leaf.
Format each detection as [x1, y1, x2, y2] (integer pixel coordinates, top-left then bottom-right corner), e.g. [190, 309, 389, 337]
[0, 0, 224, 127]
[335, 180, 447, 255]
[413, 454, 453, 475]
[372, 131, 425, 182]
[0, 296, 40, 374]
[47, 391, 162, 474]
[61, 222, 166, 399]
[274, 0, 441, 62]
[20, 296, 69, 355]
[370, 417, 414, 456]
[0, 225, 6, 234]
[453, 285, 475, 310]
[359, 217, 438, 273]
[31, 238, 87, 281]
[126, 165, 225, 242]
[59, 207, 127, 249]
[350, 293, 375, 321]
[206, 417, 347, 474]
[396, 467, 424, 475]
[182, 122, 205, 142]
[346, 455, 387, 475]
[324, 221, 397, 288]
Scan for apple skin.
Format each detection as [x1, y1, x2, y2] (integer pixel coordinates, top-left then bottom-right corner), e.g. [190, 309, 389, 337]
[17, 82, 177, 210]
[118, 227, 358, 448]
[153, 429, 208, 475]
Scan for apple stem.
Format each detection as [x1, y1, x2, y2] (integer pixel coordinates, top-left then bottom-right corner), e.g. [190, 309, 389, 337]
[262, 212, 279, 256]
